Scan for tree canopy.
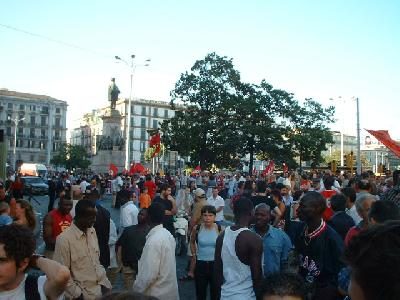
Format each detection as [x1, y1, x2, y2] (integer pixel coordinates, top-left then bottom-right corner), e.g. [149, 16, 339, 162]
[51, 144, 91, 170]
[161, 52, 334, 170]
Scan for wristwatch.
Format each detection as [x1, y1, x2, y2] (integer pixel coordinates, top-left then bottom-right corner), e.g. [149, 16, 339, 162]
[29, 254, 46, 269]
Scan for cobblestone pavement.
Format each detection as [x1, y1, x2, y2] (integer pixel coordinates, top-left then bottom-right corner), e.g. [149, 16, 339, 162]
[30, 192, 212, 299]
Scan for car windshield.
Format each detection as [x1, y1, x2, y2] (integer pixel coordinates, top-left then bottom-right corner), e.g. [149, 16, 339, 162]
[24, 178, 45, 184]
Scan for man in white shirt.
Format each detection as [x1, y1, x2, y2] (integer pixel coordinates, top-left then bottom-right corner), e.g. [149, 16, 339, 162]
[119, 190, 139, 233]
[79, 177, 90, 194]
[111, 174, 123, 208]
[207, 186, 225, 225]
[0, 224, 70, 300]
[133, 202, 179, 300]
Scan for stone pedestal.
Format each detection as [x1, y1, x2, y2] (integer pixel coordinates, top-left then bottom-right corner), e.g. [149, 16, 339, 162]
[90, 109, 125, 173]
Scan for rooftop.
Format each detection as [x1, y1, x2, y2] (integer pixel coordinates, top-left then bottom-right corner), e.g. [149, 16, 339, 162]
[0, 88, 67, 105]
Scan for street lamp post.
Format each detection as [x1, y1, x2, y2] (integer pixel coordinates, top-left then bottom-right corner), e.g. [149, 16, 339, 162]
[8, 116, 25, 171]
[355, 97, 361, 175]
[115, 55, 150, 170]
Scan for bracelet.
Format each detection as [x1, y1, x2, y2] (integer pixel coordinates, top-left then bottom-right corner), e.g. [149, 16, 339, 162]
[29, 254, 46, 269]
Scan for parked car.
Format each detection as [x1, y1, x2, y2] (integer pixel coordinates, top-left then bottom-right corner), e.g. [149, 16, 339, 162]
[21, 176, 49, 195]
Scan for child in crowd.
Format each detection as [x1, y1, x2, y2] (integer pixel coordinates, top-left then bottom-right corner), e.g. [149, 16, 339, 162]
[139, 187, 152, 208]
[0, 201, 13, 226]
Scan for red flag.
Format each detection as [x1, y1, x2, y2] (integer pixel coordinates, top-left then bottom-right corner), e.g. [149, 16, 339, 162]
[149, 133, 161, 147]
[195, 165, 201, 171]
[365, 129, 400, 158]
[131, 163, 146, 174]
[109, 164, 118, 177]
[262, 160, 275, 176]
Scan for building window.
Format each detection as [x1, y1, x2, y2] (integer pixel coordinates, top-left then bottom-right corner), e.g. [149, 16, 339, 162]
[30, 105, 36, 111]
[164, 109, 168, 118]
[131, 106, 134, 114]
[153, 108, 158, 117]
[6, 127, 11, 136]
[17, 140, 23, 148]
[41, 106, 49, 114]
[55, 117, 61, 127]
[41, 129, 46, 138]
[140, 141, 146, 151]
[140, 129, 146, 140]
[30, 155, 35, 161]
[17, 127, 23, 137]
[7, 103, 13, 109]
[19, 104, 25, 111]
[141, 106, 146, 115]
[55, 130, 60, 140]
[30, 116, 36, 125]
[56, 107, 60, 114]
[131, 117, 135, 126]
[39, 141, 46, 150]
[129, 130, 133, 140]
[140, 153, 145, 163]
[153, 119, 158, 129]
[30, 128, 35, 138]
[41, 116, 46, 126]
[141, 118, 146, 127]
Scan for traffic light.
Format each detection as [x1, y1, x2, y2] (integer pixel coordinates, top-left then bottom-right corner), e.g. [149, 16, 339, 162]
[331, 160, 337, 172]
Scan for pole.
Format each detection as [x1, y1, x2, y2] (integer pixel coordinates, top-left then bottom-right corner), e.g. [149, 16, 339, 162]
[125, 69, 133, 170]
[340, 131, 344, 167]
[356, 97, 361, 175]
[13, 119, 17, 171]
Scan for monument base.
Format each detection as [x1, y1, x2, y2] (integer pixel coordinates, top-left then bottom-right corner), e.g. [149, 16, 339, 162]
[90, 108, 126, 174]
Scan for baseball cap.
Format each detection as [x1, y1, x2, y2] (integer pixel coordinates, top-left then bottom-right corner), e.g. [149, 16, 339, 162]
[194, 188, 206, 198]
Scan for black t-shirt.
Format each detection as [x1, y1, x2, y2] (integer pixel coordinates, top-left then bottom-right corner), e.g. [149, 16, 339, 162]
[152, 196, 175, 235]
[294, 223, 344, 295]
[251, 195, 277, 210]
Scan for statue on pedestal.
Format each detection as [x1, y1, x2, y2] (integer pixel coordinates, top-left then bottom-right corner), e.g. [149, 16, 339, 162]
[108, 78, 120, 110]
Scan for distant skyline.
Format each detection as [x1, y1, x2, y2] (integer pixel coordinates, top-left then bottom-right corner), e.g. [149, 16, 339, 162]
[1, 1, 399, 139]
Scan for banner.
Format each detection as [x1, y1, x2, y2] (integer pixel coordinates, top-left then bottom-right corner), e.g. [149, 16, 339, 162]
[365, 129, 400, 158]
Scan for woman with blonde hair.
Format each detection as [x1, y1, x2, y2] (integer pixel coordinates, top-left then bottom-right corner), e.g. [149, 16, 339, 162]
[14, 199, 36, 231]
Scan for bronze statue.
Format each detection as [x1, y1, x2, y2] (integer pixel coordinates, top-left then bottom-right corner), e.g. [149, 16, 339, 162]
[108, 78, 120, 110]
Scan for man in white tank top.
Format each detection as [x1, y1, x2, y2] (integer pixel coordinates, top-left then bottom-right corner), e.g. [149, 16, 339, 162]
[215, 197, 263, 300]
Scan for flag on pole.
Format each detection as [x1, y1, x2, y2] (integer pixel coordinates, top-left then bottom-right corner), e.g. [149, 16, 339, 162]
[109, 164, 118, 177]
[365, 129, 400, 158]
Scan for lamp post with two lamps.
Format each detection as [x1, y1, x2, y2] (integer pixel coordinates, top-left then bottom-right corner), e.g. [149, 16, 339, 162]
[114, 54, 150, 170]
[8, 116, 25, 171]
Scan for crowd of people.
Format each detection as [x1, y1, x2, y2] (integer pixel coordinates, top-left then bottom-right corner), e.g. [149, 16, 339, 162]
[0, 168, 399, 300]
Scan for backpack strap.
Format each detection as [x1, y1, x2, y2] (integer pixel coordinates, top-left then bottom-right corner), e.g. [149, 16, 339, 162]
[25, 274, 41, 300]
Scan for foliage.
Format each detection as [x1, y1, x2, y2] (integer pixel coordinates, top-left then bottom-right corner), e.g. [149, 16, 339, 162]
[162, 52, 335, 170]
[51, 144, 91, 170]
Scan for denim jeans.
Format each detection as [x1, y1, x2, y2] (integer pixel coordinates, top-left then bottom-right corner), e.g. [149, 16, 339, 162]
[195, 260, 216, 300]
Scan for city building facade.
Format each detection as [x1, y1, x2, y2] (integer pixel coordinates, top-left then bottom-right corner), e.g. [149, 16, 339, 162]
[70, 97, 180, 169]
[0, 89, 67, 167]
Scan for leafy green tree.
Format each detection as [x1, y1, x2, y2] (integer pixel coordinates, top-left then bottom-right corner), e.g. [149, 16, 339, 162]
[285, 99, 335, 167]
[162, 52, 335, 171]
[162, 52, 242, 169]
[51, 144, 91, 170]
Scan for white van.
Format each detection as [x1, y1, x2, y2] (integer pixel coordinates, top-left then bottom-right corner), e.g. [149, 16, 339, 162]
[19, 163, 48, 178]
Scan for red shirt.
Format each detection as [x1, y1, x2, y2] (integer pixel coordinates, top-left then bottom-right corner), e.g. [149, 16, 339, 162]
[49, 209, 72, 240]
[144, 180, 157, 200]
[320, 190, 337, 221]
